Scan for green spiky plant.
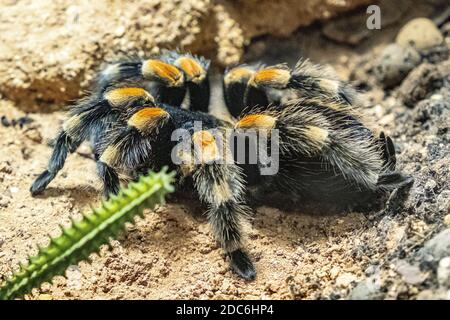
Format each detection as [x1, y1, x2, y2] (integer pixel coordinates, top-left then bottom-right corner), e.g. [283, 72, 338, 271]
[0, 168, 175, 300]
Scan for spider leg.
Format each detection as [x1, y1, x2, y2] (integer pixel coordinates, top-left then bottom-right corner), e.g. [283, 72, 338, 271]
[96, 56, 187, 107]
[30, 98, 109, 196]
[249, 60, 358, 106]
[96, 159, 121, 198]
[223, 66, 257, 117]
[164, 52, 211, 112]
[244, 84, 270, 110]
[236, 104, 382, 191]
[97, 106, 171, 197]
[30, 131, 82, 196]
[187, 79, 210, 113]
[192, 162, 255, 280]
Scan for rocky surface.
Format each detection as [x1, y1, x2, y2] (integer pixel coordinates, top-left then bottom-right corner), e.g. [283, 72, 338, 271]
[0, 0, 449, 300]
[0, 0, 371, 111]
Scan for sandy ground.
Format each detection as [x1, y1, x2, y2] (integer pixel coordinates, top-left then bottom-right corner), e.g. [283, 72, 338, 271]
[0, 1, 450, 300]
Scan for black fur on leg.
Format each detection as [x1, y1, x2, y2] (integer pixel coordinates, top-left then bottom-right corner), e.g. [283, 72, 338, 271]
[188, 79, 210, 113]
[30, 170, 57, 196]
[191, 162, 255, 280]
[30, 131, 80, 196]
[377, 172, 414, 191]
[96, 161, 120, 198]
[154, 84, 186, 107]
[229, 249, 256, 280]
[244, 85, 270, 109]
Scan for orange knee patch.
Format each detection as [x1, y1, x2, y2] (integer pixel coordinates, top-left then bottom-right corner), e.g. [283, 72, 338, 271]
[104, 87, 154, 106]
[175, 57, 205, 83]
[235, 114, 277, 129]
[250, 68, 291, 88]
[142, 59, 184, 87]
[224, 67, 255, 86]
[192, 130, 219, 163]
[128, 107, 169, 134]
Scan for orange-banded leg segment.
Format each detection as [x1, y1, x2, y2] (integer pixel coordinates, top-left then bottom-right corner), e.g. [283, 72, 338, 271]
[104, 87, 155, 107]
[223, 67, 256, 118]
[141, 59, 184, 87]
[235, 114, 277, 130]
[174, 56, 210, 112]
[127, 107, 170, 135]
[249, 67, 291, 89]
[175, 56, 207, 84]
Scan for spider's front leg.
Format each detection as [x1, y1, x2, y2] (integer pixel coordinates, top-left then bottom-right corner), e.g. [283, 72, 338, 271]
[166, 51, 211, 113]
[180, 130, 256, 280]
[97, 106, 171, 198]
[30, 87, 156, 196]
[97, 56, 187, 107]
[223, 65, 262, 117]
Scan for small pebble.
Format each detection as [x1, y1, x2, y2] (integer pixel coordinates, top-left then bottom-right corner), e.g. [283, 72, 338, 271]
[396, 18, 444, 50]
[335, 272, 358, 288]
[10, 186, 19, 194]
[373, 44, 420, 88]
[437, 257, 450, 288]
[444, 215, 450, 227]
[24, 127, 43, 143]
[437, 190, 450, 213]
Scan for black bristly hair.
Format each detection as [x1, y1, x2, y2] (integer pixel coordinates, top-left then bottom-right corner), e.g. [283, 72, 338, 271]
[234, 97, 413, 210]
[96, 50, 211, 112]
[162, 50, 211, 113]
[30, 51, 414, 282]
[222, 64, 263, 117]
[30, 85, 156, 196]
[95, 102, 255, 279]
[222, 58, 360, 117]
[31, 86, 256, 280]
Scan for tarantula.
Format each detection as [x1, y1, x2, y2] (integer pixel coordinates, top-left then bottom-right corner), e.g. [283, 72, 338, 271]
[30, 50, 413, 281]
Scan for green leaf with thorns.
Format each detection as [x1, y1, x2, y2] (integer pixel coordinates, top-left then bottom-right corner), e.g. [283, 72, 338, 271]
[0, 168, 175, 300]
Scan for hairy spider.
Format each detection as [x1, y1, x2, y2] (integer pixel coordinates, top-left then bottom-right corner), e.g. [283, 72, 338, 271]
[30, 51, 412, 281]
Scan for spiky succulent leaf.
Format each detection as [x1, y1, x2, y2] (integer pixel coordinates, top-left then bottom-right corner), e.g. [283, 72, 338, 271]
[0, 168, 175, 300]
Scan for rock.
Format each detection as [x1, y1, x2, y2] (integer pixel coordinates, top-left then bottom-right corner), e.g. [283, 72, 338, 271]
[329, 266, 340, 279]
[437, 191, 450, 214]
[0, 195, 11, 208]
[416, 289, 440, 300]
[396, 18, 444, 50]
[0, 161, 12, 174]
[444, 215, 450, 227]
[335, 272, 358, 288]
[322, 0, 410, 45]
[349, 276, 383, 300]
[395, 260, 428, 285]
[0, 0, 372, 110]
[373, 44, 421, 88]
[422, 229, 450, 260]
[437, 257, 450, 288]
[420, 44, 450, 64]
[24, 127, 43, 143]
[398, 61, 449, 108]
[424, 180, 437, 192]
